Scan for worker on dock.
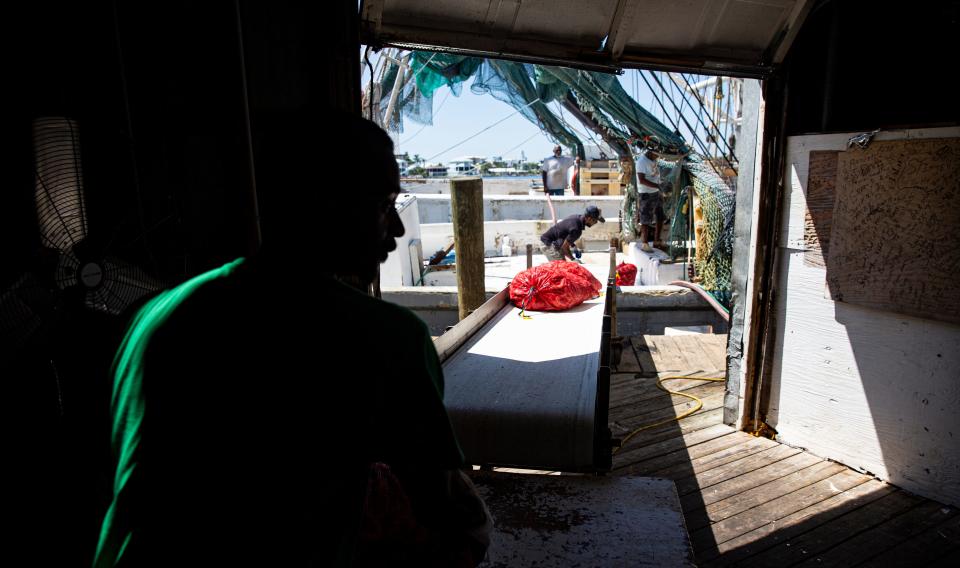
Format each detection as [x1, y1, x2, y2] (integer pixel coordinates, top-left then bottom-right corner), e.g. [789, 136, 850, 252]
[636, 146, 667, 252]
[541, 144, 581, 196]
[540, 205, 605, 262]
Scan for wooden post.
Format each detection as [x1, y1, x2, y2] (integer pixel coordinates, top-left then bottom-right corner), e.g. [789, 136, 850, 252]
[609, 239, 618, 337]
[526, 243, 533, 268]
[609, 238, 618, 281]
[450, 177, 485, 320]
[687, 186, 696, 281]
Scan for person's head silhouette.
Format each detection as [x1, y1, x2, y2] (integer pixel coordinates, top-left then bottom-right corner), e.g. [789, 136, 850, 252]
[259, 111, 405, 287]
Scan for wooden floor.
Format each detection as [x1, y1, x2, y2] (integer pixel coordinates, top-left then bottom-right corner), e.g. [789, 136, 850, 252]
[611, 333, 960, 567]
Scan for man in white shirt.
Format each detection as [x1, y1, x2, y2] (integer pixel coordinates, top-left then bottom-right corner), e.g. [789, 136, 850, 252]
[540, 145, 580, 196]
[635, 148, 666, 252]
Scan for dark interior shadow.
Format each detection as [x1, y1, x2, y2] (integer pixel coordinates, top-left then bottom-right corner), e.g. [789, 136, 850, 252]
[753, 6, 960, 556]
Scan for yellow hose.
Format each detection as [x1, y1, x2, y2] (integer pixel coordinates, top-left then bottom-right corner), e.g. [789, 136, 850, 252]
[613, 373, 726, 454]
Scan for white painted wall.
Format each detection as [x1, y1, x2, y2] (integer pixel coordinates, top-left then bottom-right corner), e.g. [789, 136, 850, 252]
[402, 177, 536, 195]
[419, 218, 622, 259]
[770, 127, 960, 507]
[381, 194, 623, 286]
[380, 194, 422, 286]
[413, 194, 623, 224]
[625, 242, 685, 285]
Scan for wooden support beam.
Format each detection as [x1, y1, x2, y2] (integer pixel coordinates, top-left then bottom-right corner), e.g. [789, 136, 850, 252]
[433, 288, 510, 364]
[450, 177, 485, 320]
[429, 240, 455, 265]
[609, 238, 618, 279]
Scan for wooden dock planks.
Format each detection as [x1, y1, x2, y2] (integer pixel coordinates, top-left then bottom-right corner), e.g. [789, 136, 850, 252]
[609, 333, 958, 567]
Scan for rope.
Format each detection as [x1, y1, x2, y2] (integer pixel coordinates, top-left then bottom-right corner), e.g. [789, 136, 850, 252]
[497, 129, 545, 161]
[689, 79, 713, 157]
[645, 73, 717, 170]
[363, 47, 375, 121]
[679, 74, 738, 167]
[518, 286, 537, 319]
[638, 71, 684, 151]
[646, 71, 714, 165]
[424, 97, 542, 163]
[613, 372, 727, 454]
[409, 51, 437, 82]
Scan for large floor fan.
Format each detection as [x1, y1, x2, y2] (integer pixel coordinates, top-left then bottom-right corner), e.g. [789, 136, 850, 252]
[2, 117, 163, 363]
[2, 116, 168, 565]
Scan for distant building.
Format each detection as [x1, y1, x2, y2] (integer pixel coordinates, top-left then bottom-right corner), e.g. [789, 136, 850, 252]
[446, 160, 478, 176]
[424, 163, 447, 177]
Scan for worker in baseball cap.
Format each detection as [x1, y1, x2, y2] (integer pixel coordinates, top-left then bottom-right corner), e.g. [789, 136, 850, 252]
[539, 206, 605, 262]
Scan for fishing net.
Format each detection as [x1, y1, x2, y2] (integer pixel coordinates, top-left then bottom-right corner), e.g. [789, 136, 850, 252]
[377, 53, 483, 131]
[389, 52, 690, 158]
[376, 50, 734, 307]
[666, 155, 736, 307]
[536, 66, 690, 154]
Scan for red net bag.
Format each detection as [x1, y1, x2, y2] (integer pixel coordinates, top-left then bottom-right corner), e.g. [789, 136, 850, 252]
[615, 262, 637, 286]
[509, 261, 602, 312]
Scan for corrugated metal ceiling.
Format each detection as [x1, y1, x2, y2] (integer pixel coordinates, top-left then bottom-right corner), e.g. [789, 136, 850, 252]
[361, 0, 814, 77]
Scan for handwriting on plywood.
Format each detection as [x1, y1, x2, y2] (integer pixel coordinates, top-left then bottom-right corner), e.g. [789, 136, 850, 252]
[804, 151, 840, 267]
[825, 138, 960, 324]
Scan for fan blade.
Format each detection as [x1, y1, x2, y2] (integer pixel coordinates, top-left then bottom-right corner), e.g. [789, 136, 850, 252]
[53, 247, 82, 291]
[32, 117, 88, 253]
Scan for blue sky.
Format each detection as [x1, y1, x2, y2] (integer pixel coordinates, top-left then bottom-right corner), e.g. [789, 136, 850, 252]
[362, 51, 737, 165]
[393, 79, 550, 163]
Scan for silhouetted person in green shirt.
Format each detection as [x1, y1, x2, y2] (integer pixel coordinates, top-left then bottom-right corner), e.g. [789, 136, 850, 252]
[94, 112, 490, 567]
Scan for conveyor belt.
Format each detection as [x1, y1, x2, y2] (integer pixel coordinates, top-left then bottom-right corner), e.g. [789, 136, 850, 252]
[439, 265, 614, 472]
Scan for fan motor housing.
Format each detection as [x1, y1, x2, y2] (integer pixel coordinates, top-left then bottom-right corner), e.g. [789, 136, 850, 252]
[79, 262, 103, 288]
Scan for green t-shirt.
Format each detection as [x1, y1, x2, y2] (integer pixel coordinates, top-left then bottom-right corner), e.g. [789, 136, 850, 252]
[94, 257, 464, 566]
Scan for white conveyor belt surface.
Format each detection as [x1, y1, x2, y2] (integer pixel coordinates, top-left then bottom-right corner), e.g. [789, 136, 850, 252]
[442, 292, 606, 471]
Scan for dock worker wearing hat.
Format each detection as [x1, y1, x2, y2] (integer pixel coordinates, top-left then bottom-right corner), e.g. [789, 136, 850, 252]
[540, 206, 605, 262]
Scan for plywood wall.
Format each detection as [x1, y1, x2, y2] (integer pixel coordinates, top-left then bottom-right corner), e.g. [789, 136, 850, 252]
[769, 127, 960, 507]
[826, 139, 960, 324]
[802, 150, 839, 267]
